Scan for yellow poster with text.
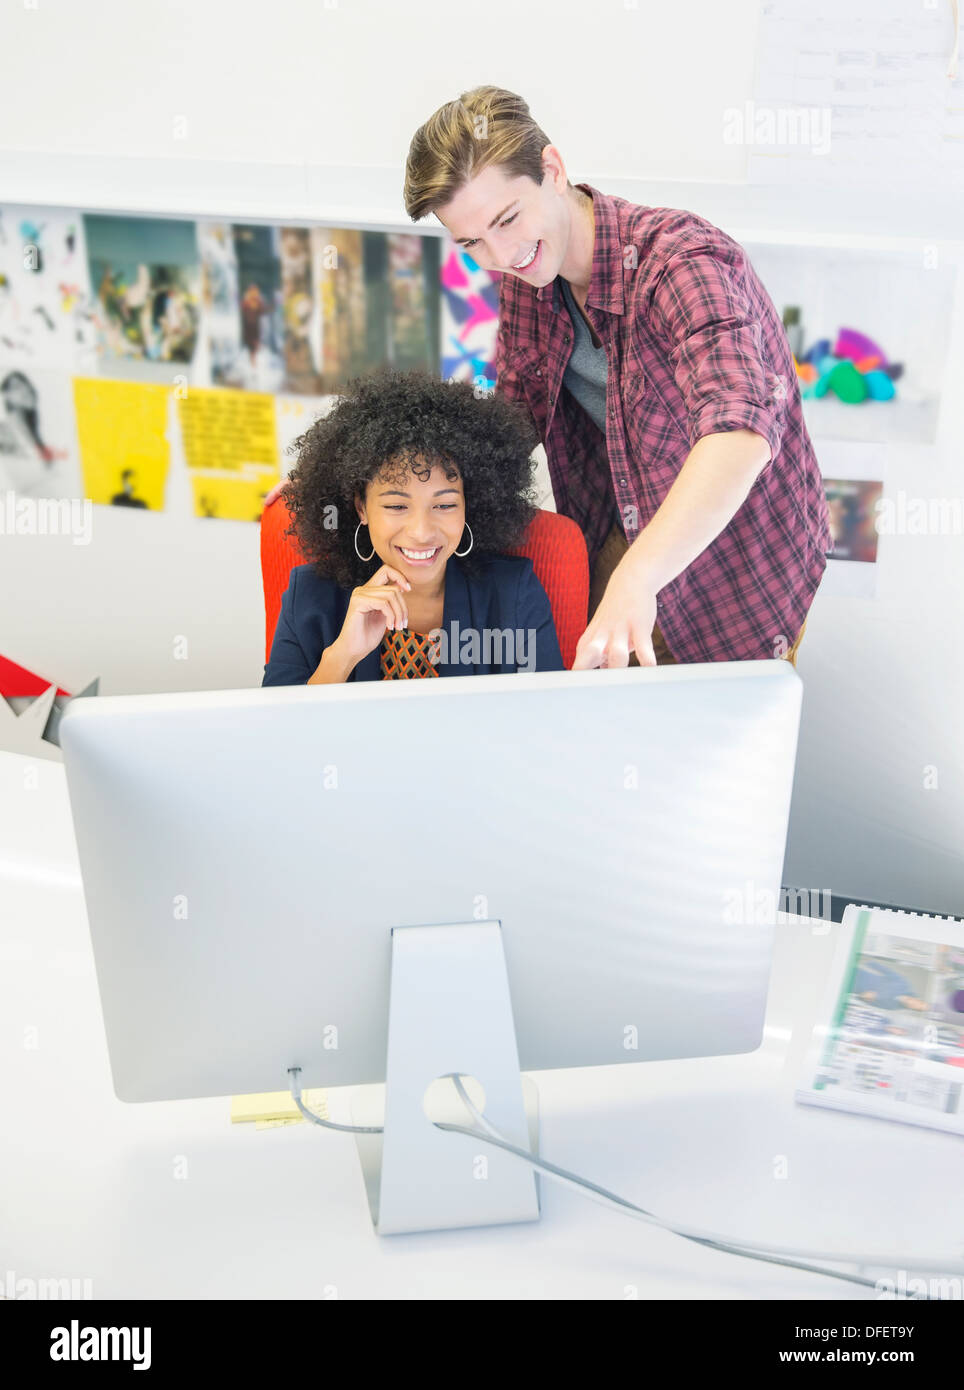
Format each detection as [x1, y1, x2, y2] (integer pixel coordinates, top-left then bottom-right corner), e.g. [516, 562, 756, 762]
[177, 386, 280, 521]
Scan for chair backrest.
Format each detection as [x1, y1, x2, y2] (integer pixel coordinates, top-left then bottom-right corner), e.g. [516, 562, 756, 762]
[260, 498, 589, 670]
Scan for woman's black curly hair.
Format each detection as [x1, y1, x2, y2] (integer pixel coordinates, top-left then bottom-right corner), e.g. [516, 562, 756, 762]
[281, 367, 542, 589]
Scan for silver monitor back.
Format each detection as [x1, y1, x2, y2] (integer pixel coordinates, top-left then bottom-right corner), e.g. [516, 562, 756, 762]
[59, 663, 802, 1103]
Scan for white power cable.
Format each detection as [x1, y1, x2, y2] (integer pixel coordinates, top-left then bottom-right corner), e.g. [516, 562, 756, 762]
[287, 1066, 382, 1133]
[287, 1067, 963, 1295]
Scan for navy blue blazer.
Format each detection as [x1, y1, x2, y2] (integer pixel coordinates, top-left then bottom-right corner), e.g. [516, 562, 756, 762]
[262, 553, 565, 684]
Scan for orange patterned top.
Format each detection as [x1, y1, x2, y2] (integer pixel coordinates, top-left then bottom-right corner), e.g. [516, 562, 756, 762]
[379, 629, 441, 680]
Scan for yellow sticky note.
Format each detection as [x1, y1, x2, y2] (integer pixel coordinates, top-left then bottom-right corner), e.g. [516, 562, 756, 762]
[231, 1087, 329, 1125]
[73, 377, 171, 509]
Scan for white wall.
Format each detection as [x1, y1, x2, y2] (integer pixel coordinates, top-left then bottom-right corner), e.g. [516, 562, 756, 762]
[1, 0, 963, 915]
[2, 0, 759, 206]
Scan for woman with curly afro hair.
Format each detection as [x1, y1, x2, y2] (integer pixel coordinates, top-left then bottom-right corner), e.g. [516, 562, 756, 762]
[262, 368, 564, 683]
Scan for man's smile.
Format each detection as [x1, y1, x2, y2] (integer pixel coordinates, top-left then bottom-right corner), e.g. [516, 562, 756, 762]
[510, 240, 542, 272]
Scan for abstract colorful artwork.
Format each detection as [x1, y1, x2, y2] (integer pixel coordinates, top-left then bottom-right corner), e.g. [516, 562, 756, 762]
[440, 245, 500, 388]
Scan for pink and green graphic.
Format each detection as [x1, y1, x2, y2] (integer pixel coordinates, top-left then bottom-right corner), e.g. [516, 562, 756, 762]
[440, 245, 500, 386]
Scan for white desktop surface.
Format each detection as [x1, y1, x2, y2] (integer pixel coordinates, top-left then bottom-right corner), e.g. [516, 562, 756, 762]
[1, 749, 959, 1301]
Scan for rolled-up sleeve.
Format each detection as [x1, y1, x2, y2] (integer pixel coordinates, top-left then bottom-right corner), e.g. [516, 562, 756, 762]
[648, 243, 787, 463]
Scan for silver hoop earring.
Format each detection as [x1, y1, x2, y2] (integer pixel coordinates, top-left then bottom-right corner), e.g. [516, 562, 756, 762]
[354, 521, 375, 561]
[454, 521, 474, 557]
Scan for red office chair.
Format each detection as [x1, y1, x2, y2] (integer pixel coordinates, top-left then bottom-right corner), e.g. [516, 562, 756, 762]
[260, 494, 589, 670]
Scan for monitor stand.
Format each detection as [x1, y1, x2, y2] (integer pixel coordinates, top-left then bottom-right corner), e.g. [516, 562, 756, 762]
[350, 921, 541, 1236]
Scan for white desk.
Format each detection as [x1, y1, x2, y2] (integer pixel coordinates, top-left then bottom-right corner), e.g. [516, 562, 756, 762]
[1, 749, 959, 1301]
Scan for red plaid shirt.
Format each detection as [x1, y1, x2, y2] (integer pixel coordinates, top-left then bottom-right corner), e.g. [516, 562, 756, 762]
[494, 182, 832, 662]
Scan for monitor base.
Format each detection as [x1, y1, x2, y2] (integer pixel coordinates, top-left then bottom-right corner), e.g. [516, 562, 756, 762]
[350, 920, 542, 1236]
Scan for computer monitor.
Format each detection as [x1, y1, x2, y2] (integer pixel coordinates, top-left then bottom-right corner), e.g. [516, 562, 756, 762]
[59, 662, 802, 1234]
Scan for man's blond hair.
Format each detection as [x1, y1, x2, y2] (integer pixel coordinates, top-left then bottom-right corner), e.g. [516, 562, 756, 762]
[404, 85, 569, 222]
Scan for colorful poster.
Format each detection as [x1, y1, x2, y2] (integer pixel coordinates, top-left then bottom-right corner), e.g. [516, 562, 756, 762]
[73, 377, 170, 509]
[84, 215, 200, 368]
[279, 227, 323, 395]
[200, 222, 240, 377]
[387, 233, 439, 372]
[202, 223, 280, 392]
[0, 206, 96, 371]
[440, 243, 500, 386]
[309, 227, 441, 392]
[310, 227, 367, 392]
[0, 365, 83, 499]
[202, 222, 283, 391]
[176, 385, 280, 521]
[824, 478, 884, 562]
[202, 223, 327, 395]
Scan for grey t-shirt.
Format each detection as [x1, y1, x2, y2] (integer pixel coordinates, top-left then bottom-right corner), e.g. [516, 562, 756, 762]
[559, 276, 608, 432]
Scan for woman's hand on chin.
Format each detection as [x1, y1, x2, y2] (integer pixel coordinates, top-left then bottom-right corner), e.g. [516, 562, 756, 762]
[337, 563, 413, 667]
[310, 565, 413, 684]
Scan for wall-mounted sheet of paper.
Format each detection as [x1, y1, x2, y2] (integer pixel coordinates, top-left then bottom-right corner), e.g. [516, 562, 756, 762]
[200, 222, 331, 395]
[83, 214, 201, 387]
[0, 206, 96, 371]
[0, 365, 83, 500]
[73, 377, 171, 510]
[176, 385, 279, 521]
[748, 0, 963, 187]
[814, 440, 886, 599]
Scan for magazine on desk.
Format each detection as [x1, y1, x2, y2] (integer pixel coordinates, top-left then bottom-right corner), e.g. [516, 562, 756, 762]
[796, 904, 964, 1136]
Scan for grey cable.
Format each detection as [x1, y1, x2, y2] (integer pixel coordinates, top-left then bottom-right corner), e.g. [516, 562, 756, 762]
[287, 1066, 383, 1133]
[445, 1075, 961, 1290]
[440, 1079, 907, 1297]
[286, 1067, 960, 1295]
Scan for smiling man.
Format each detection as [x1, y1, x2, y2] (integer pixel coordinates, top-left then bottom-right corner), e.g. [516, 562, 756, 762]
[403, 86, 832, 668]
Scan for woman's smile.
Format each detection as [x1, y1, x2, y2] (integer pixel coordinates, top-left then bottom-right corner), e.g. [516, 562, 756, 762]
[395, 543, 443, 567]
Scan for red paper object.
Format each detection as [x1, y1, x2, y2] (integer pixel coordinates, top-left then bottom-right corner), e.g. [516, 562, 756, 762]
[0, 653, 72, 700]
